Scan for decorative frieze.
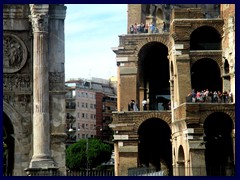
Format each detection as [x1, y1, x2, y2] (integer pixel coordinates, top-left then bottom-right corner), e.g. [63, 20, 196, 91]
[49, 72, 64, 83]
[3, 74, 31, 92]
[3, 94, 31, 114]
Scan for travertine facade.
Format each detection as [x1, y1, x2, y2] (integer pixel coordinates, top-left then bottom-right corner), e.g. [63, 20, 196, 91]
[110, 4, 235, 176]
[3, 4, 67, 175]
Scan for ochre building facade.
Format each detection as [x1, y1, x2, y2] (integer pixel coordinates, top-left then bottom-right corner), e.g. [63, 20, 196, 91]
[110, 4, 235, 176]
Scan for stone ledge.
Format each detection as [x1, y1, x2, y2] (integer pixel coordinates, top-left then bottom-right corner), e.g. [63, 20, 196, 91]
[119, 146, 138, 152]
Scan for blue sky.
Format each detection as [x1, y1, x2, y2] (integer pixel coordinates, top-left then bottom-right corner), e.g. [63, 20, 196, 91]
[65, 4, 127, 80]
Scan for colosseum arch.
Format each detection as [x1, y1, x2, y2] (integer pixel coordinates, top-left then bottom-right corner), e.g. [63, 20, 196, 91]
[190, 25, 222, 50]
[203, 112, 234, 176]
[137, 117, 173, 175]
[134, 112, 172, 131]
[186, 24, 223, 43]
[135, 35, 170, 55]
[191, 58, 222, 92]
[177, 145, 185, 176]
[137, 40, 171, 111]
[200, 110, 235, 128]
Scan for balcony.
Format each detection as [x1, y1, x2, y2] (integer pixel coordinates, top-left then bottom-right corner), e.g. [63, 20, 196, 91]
[66, 103, 76, 110]
[65, 95, 76, 99]
[174, 102, 235, 124]
[66, 115, 76, 123]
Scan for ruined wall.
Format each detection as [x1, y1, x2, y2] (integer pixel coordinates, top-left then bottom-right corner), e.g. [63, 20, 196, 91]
[221, 4, 235, 100]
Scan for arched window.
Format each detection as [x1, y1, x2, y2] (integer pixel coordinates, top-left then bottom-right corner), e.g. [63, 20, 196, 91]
[191, 58, 222, 92]
[224, 59, 230, 74]
[138, 42, 170, 110]
[190, 26, 221, 50]
[204, 112, 234, 176]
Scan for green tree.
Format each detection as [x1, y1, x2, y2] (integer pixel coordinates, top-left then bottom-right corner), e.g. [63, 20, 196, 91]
[66, 138, 112, 170]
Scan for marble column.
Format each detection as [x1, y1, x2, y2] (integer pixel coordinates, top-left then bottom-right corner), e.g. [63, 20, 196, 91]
[29, 4, 54, 168]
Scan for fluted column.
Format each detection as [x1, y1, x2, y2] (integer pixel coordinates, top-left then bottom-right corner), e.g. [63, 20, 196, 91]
[29, 4, 54, 168]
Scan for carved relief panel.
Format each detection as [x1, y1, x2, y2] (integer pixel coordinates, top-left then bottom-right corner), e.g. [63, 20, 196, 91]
[3, 74, 32, 92]
[3, 33, 28, 73]
[49, 72, 65, 91]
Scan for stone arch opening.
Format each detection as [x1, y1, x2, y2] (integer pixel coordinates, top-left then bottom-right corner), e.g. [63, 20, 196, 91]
[3, 112, 14, 176]
[204, 112, 234, 176]
[191, 58, 222, 92]
[190, 26, 221, 50]
[224, 59, 230, 74]
[223, 59, 231, 92]
[138, 42, 170, 110]
[170, 61, 174, 77]
[177, 145, 185, 176]
[138, 118, 172, 175]
[156, 8, 163, 30]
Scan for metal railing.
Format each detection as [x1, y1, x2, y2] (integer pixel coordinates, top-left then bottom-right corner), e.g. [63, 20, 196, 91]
[128, 167, 163, 176]
[3, 169, 115, 176]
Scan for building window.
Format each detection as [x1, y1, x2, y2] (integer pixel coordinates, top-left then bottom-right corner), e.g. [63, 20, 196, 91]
[82, 102, 85, 108]
[78, 112, 80, 118]
[86, 103, 88, 108]
[82, 113, 85, 118]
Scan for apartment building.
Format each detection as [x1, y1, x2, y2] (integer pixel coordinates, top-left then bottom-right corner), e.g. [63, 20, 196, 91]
[65, 77, 117, 144]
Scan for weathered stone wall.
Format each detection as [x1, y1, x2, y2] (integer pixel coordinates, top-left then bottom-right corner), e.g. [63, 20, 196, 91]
[48, 4, 67, 173]
[3, 4, 33, 175]
[3, 4, 67, 175]
[221, 4, 235, 99]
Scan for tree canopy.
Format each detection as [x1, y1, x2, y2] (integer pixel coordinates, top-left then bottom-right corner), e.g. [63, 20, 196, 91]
[66, 138, 112, 170]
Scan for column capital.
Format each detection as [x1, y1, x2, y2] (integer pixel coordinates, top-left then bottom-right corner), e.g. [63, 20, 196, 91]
[29, 4, 49, 32]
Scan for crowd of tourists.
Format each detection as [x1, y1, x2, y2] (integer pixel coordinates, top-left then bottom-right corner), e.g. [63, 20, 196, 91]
[187, 89, 233, 103]
[129, 22, 166, 34]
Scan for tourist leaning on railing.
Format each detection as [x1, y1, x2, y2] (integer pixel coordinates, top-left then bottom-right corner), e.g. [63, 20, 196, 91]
[187, 89, 232, 103]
